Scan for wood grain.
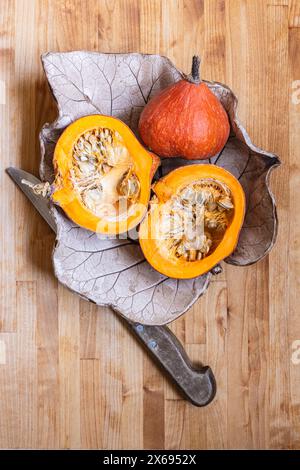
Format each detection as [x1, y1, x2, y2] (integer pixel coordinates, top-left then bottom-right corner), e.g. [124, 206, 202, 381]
[0, 0, 299, 449]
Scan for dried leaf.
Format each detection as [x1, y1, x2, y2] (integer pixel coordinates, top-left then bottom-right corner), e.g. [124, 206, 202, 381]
[40, 52, 279, 325]
[52, 208, 210, 324]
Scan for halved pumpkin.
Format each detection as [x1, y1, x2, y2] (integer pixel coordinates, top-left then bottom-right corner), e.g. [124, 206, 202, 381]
[139, 165, 245, 279]
[52, 115, 159, 234]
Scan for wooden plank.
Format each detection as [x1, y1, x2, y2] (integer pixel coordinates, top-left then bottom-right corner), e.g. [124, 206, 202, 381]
[225, 0, 269, 138]
[184, 293, 207, 345]
[58, 285, 80, 449]
[181, 0, 205, 72]
[0, 340, 6, 365]
[0, 0, 16, 331]
[225, 265, 251, 449]
[53, 0, 98, 51]
[95, 313, 122, 449]
[250, 260, 270, 449]
[80, 359, 102, 449]
[289, 0, 300, 27]
[161, 0, 185, 68]
[181, 344, 207, 449]
[164, 398, 188, 450]
[205, 282, 228, 449]
[36, 252, 59, 448]
[169, 316, 186, 345]
[161, 0, 204, 71]
[164, 344, 207, 450]
[203, 0, 226, 83]
[267, 0, 289, 6]
[143, 352, 165, 449]
[224, 0, 252, 450]
[0, 332, 18, 448]
[139, 0, 162, 53]
[14, 0, 41, 285]
[119, 319, 143, 450]
[266, 2, 291, 449]
[16, 281, 38, 448]
[80, 301, 106, 359]
[225, 0, 274, 450]
[288, 26, 300, 449]
[80, 308, 144, 449]
[35, 0, 57, 143]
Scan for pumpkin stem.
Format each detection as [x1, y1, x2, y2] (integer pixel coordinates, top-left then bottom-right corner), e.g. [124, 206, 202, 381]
[187, 55, 201, 84]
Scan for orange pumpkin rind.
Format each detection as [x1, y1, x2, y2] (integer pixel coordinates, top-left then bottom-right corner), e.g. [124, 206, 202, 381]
[138, 56, 230, 160]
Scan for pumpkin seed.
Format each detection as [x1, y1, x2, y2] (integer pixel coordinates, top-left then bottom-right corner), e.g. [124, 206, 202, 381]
[218, 196, 234, 210]
[118, 171, 140, 200]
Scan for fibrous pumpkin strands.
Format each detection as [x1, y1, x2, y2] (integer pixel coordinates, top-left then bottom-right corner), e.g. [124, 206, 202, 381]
[159, 178, 234, 262]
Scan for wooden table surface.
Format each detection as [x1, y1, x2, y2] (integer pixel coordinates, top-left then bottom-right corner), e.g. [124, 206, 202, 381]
[0, 0, 299, 450]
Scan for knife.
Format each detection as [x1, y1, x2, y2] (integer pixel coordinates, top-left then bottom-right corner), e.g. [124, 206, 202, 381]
[6, 167, 216, 406]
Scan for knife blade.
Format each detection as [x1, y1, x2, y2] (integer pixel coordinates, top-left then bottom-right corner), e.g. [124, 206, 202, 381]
[6, 167, 57, 233]
[6, 166, 216, 406]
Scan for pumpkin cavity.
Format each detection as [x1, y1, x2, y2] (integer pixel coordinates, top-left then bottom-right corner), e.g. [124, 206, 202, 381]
[158, 178, 234, 262]
[70, 127, 140, 220]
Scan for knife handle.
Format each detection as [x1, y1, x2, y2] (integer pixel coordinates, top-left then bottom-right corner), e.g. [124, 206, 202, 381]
[130, 323, 216, 406]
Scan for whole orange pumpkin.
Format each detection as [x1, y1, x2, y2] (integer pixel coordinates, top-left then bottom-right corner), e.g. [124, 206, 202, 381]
[138, 56, 230, 160]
